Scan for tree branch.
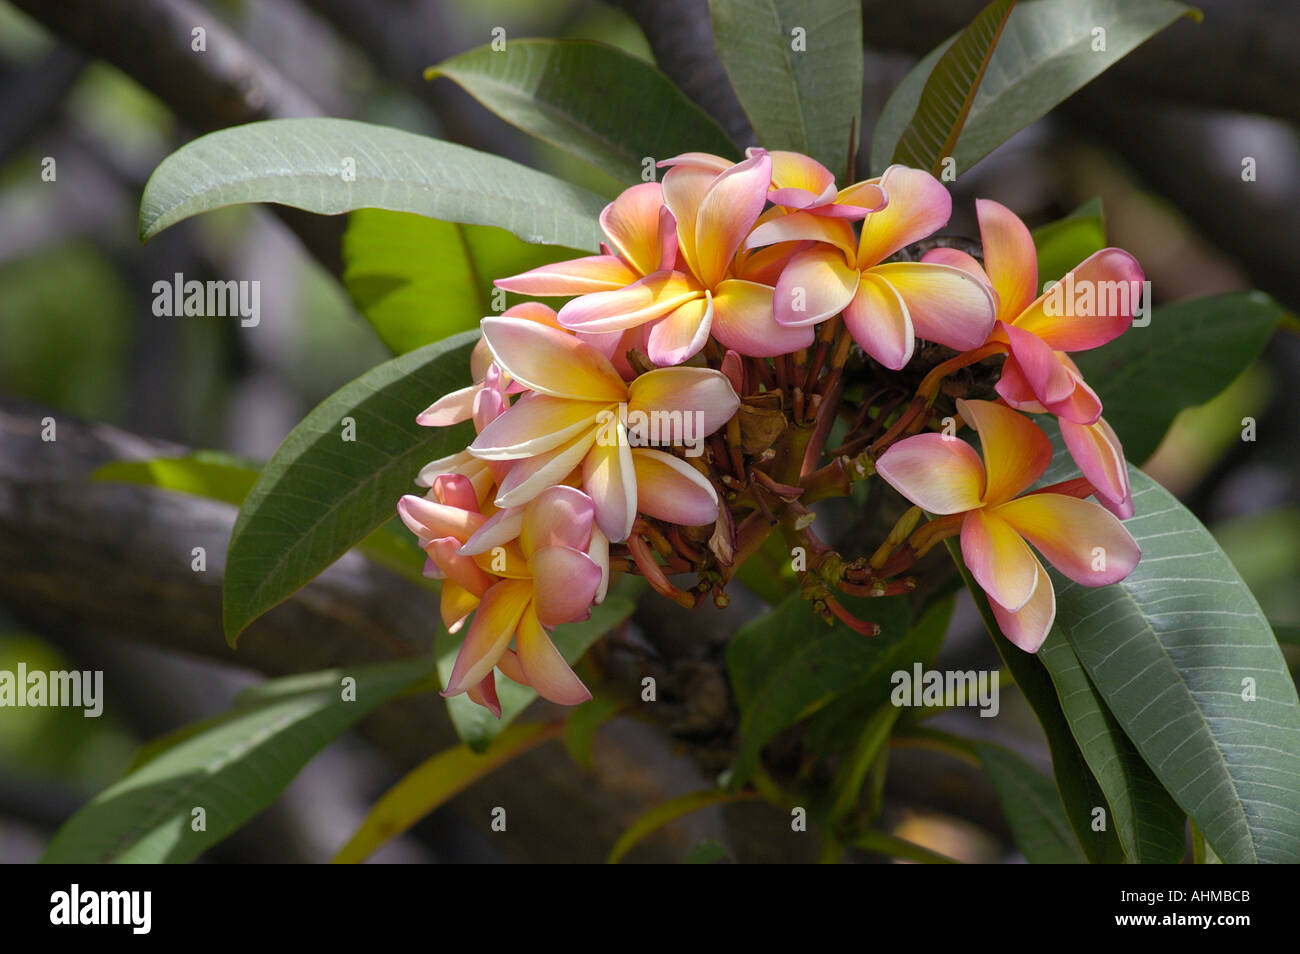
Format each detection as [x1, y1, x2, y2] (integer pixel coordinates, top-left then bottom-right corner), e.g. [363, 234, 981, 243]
[9, 0, 345, 275]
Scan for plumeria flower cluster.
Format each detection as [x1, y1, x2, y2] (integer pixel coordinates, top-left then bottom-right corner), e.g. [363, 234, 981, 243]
[404, 146, 1148, 713]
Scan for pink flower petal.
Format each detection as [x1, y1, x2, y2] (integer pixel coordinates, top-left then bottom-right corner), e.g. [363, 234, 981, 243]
[767, 149, 835, 196]
[494, 255, 639, 296]
[870, 261, 997, 352]
[469, 393, 607, 460]
[583, 420, 637, 542]
[440, 580, 479, 634]
[961, 508, 1042, 613]
[521, 484, 595, 556]
[398, 494, 484, 545]
[1046, 353, 1104, 425]
[588, 526, 610, 603]
[875, 433, 986, 514]
[514, 603, 593, 706]
[1003, 323, 1081, 408]
[417, 384, 478, 427]
[842, 272, 914, 370]
[993, 350, 1048, 413]
[443, 578, 532, 696]
[497, 647, 529, 686]
[646, 292, 713, 366]
[494, 430, 596, 509]
[1014, 248, 1145, 351]
[458, 506, 525, 556]
[990, 560, 1056, 653]
[481, 317, 627, 402]
[427, 536, 494, 597]
[691, 151, 773, 289]
[837, 179, 886, 209]
[710, 278, 815, 357]
[466, 673, 502, 717]
[600, 182, 669, 276]
[975, 199, 1038, 322]
[920, 247, 990, 287]
[661, 164, 714, 282]
[658, 152, 734, 174]
[745, 210, 858, 261]
[501, 301, 564, 328]
[431, 473, 479, 512]
[631, 448, 719, 527]
[627, 366, 740, 438]
[1060, 416, 1133, 518]
[956, 399, 1052, 507]
[530, 545, 602, 627]
[773, 245, 859, 328]
[857, 164, 951, 268]
[994, 493, 1140, 586]
[556, 270, 701, 334]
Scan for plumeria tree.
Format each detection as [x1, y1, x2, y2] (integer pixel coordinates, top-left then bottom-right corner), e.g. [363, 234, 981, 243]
[43, 0, 1300, 864]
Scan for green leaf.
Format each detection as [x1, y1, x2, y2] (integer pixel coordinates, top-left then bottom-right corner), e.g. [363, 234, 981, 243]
[1073, 291, 1283, 464]
[343, 209, 584, 355]
[430, 39, 738, 185]
[223, 331, 478, 643]
[871, 0, 1197, 175]
[827, 705, 900, 824]
[41, 658, 436, 863]
[91, 451, 259, 505]
[438, 576, 643, 752]
[732, 531, 798, 605]
[139, 118, 606, 250]
[978, 742, 1087, 863]
[851, 829, 960, 864]
[803, 594, 954, 754]
[1031, 197, 1106, 286]
[708, 0, 863, 175]
[727, 592, 911, 787]
[564, 694, 625, 772]
[1043, 453, 1300, 864]
[1037, 632, 1187, 863]
[332, 721, 559, 864]
[608, 788, 759, 863]
[890, 0, 1017, 175]
[946, 538, 1125, 863]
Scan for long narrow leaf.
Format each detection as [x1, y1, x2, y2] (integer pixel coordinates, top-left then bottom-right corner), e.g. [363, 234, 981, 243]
[332, 722, 561, 864]
[890, 0, 1017, 175]
[430, 39, 738, 184]
[140, 118, 606, 250]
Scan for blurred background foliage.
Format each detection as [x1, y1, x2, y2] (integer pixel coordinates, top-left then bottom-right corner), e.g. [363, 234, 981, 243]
[0, 0, 1295, 863]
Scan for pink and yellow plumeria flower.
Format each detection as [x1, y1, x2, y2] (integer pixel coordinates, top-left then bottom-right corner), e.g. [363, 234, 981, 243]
[464, 316, 737, 542]
[663, 148, 884, 219]
[923, 198, 1143, 425]
[551, 150, 815, 364]
[876, 399, 1140, 651]
[752, 164, 996, 369]
[415, 302, 560, 428]
[400, 483, 603, 712]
